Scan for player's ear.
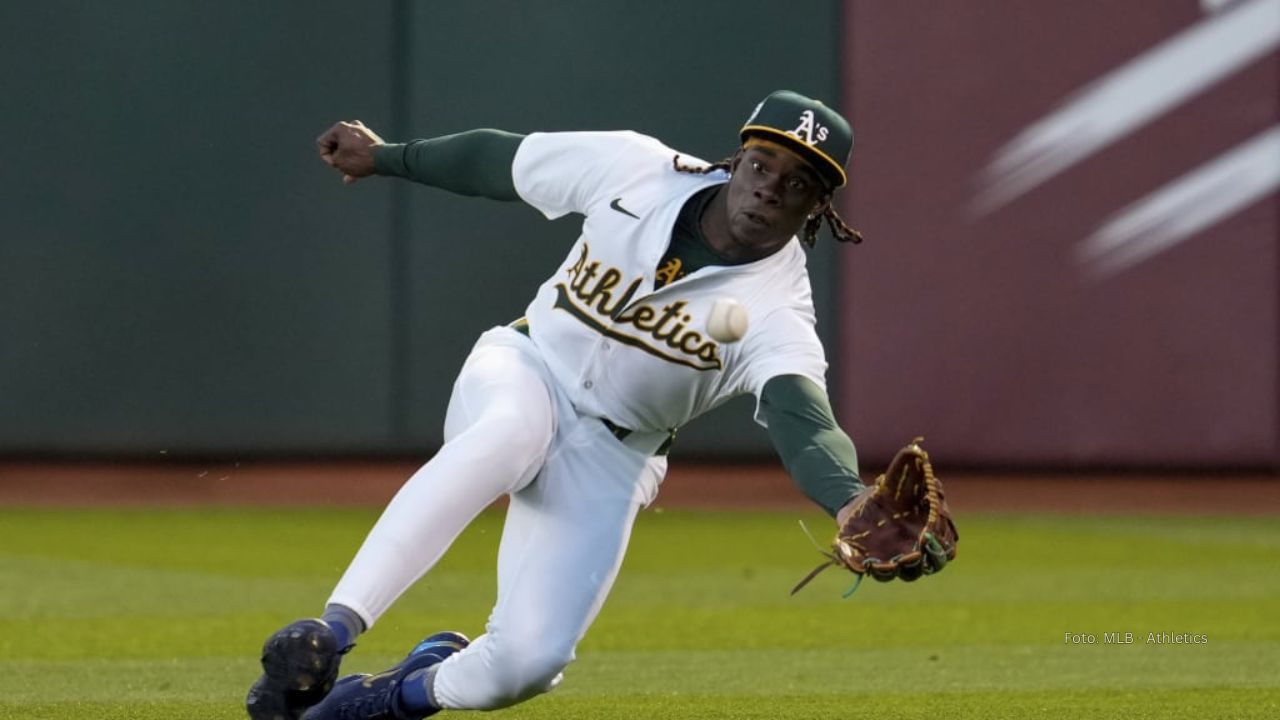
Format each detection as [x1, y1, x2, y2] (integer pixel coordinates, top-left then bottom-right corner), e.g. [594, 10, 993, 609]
[729, 147, 746, 173]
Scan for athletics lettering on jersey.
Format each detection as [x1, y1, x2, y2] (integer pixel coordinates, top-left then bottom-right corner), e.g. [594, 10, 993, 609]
[513, 131, 827, 432]
[555, 244, 723, 371]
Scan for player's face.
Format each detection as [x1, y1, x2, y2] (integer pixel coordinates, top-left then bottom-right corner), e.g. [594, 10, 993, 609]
[723, 144, 829, 256]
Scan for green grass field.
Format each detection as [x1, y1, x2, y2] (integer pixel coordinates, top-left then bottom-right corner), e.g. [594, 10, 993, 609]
[1, 506, 1277, 719]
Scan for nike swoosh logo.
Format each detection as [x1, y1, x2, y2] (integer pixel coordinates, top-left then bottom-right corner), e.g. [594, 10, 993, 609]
[361, 668, 399, 688]
[610, 197, 640, 219]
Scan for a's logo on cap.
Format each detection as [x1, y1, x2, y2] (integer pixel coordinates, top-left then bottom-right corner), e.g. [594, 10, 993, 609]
[740, 90, 851, 188]
[788, 109, 830, 146]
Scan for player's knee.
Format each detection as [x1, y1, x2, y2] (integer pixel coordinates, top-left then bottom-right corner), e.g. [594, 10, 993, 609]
[483, 637, 574, 706]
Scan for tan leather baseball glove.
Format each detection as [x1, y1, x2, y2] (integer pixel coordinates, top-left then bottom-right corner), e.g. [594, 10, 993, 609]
[792, 437, 958, 595]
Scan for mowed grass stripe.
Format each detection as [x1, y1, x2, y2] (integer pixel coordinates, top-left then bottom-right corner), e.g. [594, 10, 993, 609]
[0, 679, 1276, 720]
[0, 507, 1277, 719]
[1, 642, 1274, 701]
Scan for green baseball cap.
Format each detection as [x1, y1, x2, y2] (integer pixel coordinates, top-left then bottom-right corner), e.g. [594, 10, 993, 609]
[740, 90, 853, 188]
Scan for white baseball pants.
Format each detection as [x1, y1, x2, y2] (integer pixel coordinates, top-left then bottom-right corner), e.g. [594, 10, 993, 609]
[328, 326, 666, 709]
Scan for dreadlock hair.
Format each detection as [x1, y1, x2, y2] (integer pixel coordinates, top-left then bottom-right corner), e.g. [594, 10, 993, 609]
[672, 154, 863, 248]
[673, 154, 732, 176]
[803, 205, 863, 247]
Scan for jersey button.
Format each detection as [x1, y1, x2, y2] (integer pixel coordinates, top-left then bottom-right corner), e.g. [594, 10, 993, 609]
[583, 380, 594, 389]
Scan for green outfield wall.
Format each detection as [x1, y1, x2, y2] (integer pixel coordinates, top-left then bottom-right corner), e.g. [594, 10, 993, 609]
[0, 1, 842, 458]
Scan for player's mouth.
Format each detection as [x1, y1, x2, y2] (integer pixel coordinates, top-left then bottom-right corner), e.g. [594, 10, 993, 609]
[742, 210, 772, 227]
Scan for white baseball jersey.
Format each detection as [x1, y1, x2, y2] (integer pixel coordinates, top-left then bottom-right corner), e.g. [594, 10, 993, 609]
[512, 131, 828, 433]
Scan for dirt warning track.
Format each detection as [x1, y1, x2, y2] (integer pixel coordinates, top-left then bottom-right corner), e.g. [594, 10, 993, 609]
[0, 460, 1276, 514]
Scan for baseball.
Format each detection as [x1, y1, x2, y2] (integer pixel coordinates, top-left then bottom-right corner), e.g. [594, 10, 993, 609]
[706, 298, 748, 343]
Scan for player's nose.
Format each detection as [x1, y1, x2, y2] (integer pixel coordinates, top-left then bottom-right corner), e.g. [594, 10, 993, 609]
[753, 178, 782, 205]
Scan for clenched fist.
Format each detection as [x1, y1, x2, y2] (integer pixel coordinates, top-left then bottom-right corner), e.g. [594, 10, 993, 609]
[316, 120, 386, 185]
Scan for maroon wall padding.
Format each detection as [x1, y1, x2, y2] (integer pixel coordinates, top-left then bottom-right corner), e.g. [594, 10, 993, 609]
[837, 2, 1278, 468]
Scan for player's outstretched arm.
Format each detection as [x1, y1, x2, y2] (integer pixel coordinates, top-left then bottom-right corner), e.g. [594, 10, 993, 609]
[316, 120, 525, 201]
[759, 374, 863, 518]
[766, 383, 960, 593]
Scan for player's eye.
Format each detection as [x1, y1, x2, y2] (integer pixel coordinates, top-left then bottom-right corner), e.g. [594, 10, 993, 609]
[786, 176, 809, 192]
[751, 160, 765, 173]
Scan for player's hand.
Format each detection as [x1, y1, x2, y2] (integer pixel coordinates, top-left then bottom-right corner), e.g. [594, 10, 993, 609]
[316, 120, 386, 185]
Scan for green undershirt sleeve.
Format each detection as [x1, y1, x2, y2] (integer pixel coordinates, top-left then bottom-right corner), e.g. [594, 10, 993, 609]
[373, 129, 525, 201]
[760, 374, 864, 518]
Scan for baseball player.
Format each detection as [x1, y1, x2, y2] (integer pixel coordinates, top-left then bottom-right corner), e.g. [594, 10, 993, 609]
[247, 90, 906, 720]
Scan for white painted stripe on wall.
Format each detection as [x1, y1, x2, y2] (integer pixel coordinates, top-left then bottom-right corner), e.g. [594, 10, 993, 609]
[1201, 0, 1246, 13]
[976, 0, 1280, 212]
[1078, 126, 1280, 277]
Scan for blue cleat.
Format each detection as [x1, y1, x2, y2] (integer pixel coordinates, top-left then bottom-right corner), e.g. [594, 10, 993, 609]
[301, 631, 470, 720]
[247, 618, 344, 720]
